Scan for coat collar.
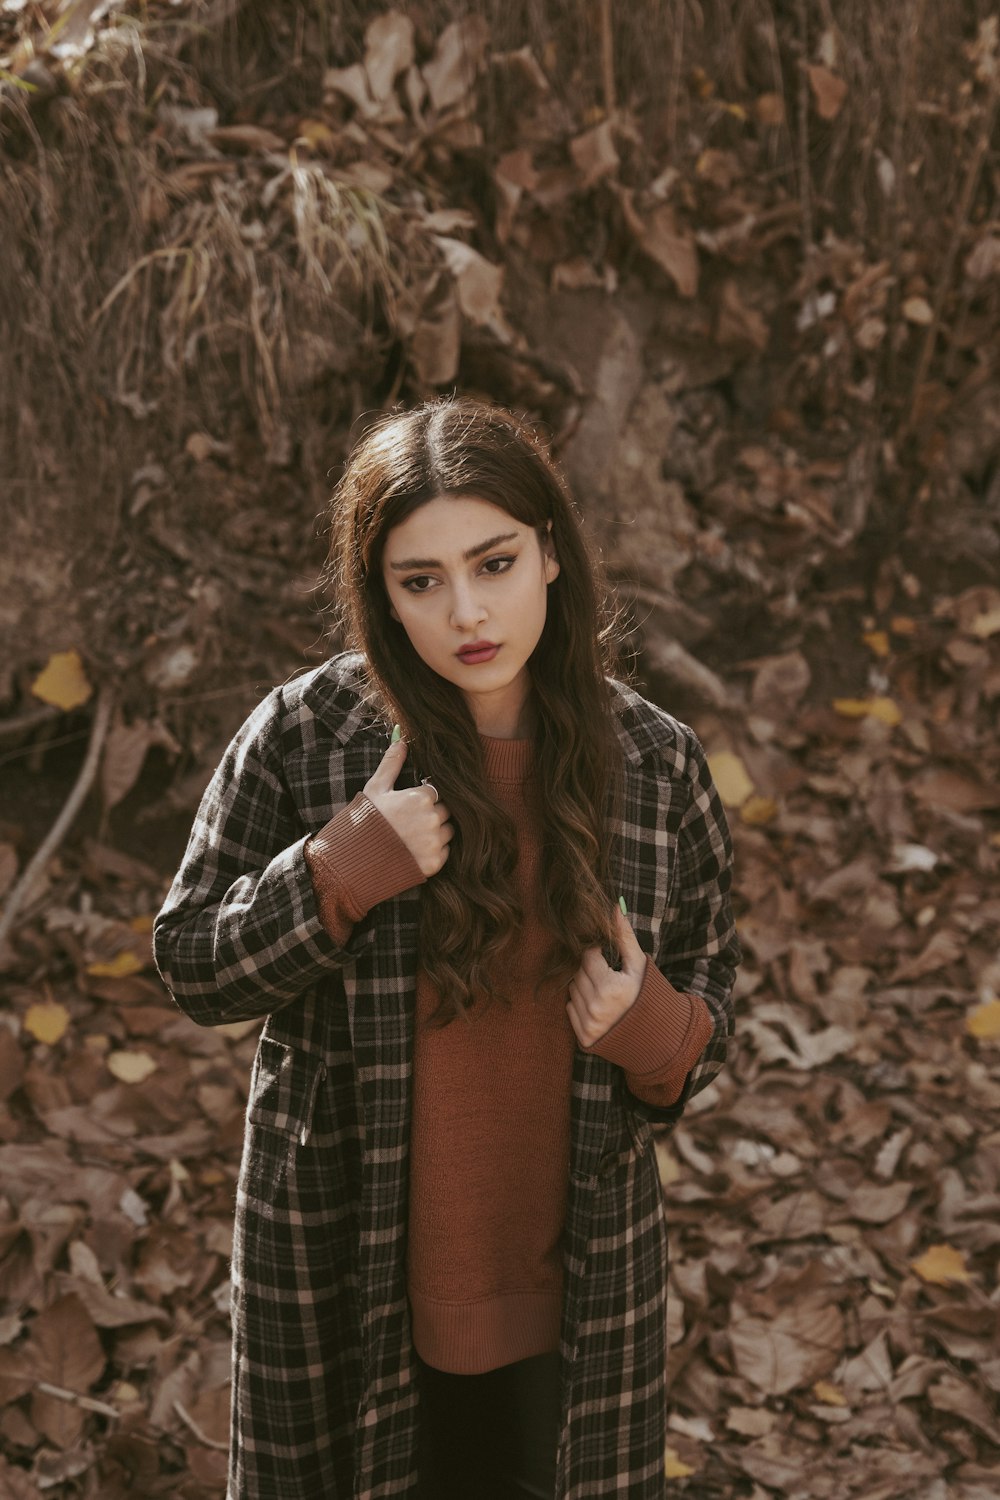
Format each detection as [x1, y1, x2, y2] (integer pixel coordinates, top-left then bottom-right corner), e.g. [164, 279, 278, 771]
[296, 650, 663, 768]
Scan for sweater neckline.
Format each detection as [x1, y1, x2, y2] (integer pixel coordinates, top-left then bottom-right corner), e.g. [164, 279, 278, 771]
[478, 733, 537, 783]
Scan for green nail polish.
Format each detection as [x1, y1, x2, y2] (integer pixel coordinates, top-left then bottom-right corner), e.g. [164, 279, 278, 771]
[390, 724, 401, 744]
[618, 895, 627, 915]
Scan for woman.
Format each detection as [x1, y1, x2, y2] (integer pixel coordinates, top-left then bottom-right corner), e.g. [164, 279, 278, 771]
[153, 395, 741, 1500]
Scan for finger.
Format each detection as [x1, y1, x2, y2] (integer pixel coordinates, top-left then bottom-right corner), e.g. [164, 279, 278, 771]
[614, 903, 646, 974]
[365, 736, 407, 793]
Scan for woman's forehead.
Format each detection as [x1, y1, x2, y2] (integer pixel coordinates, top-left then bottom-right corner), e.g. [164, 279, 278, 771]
[382, 494, 528, 553]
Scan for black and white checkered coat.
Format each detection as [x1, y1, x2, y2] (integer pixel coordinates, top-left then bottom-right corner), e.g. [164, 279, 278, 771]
[153, 651, 740, 1500]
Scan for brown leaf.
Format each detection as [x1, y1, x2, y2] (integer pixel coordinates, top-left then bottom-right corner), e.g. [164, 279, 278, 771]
[363, 11, 414, 104]
[421, 16, 489, 114]
[888, 929, 964, 984]
[730, 1298, 844, 1394]
[27, 1294, 105, 1394]
[807, 64, 848, 120]
[908, 768, 1000, 813]
[628, 202, 698, 297]
[569, 120, 619, 189]
[716, 279, 769, 352]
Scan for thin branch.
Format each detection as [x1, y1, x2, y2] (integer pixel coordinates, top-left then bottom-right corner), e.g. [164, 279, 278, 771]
[795, 0, 814, 270]
[599, 0, 616, 115]
[0, 683, 116, 961]
[0, 703, 60, 743]
[35, 1380, 120, 1420]
[906, 67, 1000, 430]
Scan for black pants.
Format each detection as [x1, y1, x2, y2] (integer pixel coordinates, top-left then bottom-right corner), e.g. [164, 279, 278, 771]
[416, 1350, 561, 1500]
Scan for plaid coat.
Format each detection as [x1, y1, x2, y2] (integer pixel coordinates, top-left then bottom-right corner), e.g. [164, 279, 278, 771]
[152, 650, 740, 1500]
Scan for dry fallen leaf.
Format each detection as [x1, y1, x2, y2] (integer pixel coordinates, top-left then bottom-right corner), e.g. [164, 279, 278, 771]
[832, 696, 902, 726]
[85, 950, 145, 979]
[107, 1050, 158, 1084]
[966, 999, 1000, 1039]
[911, 1243, 972, 1286]
[23, 1002, 71, 1046]
[30, 650, 92, 711]
[707, 751, 756, 809]
[664, 1446, 696, 1478]
[807, 64, 848, 120]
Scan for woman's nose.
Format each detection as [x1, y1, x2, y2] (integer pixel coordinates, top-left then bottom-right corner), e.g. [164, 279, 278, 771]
[449, 580, 487, 629]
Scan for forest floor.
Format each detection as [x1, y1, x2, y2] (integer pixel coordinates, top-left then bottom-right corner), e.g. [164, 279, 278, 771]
[2, 1, 1000, 1496]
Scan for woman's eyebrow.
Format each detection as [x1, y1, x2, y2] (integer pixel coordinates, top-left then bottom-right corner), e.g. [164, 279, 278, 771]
[388, 531, 520, 571]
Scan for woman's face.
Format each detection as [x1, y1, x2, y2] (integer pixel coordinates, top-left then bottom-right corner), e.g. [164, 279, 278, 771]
[380, 494, 560, 738]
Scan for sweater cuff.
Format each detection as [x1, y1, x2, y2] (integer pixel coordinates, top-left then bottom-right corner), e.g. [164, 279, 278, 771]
[582, 958, 711, 1076]
[305, 791, 426, 924]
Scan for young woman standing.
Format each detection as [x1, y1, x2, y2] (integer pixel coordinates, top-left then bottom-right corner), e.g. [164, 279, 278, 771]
[153, 395, 741, 1500]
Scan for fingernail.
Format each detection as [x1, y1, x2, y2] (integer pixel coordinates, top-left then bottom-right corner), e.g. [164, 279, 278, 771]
[390, 724, 401, 744]
[618, 895, 627, 915]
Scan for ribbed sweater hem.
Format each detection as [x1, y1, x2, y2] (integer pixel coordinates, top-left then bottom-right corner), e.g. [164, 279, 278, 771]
[408, 1285, 562, 1374]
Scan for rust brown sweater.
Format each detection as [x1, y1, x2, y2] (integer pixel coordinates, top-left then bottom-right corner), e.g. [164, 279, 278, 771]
[304, 733, 713, 1374]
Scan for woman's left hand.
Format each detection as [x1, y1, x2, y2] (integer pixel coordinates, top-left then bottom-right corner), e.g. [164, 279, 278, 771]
[566, 903, 647, 1049]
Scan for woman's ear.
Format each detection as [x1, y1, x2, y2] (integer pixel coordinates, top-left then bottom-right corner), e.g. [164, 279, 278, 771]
[541, 520, 559, 582]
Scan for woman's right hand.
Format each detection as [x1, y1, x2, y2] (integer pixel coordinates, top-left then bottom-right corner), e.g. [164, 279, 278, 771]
[363, 736, 454, 878]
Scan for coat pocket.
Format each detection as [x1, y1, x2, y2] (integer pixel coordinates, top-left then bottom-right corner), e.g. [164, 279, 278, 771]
[247, 1037, 326, 1147]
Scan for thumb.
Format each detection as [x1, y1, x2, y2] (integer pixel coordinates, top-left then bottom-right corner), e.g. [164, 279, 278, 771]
[614, 901, 646, 975]
[366, 734, 407, 794]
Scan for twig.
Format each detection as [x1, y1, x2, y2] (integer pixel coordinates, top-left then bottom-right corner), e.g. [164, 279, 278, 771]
[0, 682, 116, 960]
[35, 1380, 119, 1420]
[795, 0, 814, 271]
[667, 0, 684, 151]
[0, 703, 60, 743]
[599, 0, 615, 116]
[907, 63, 1000, 430]
[173, 1398, 229, 1451]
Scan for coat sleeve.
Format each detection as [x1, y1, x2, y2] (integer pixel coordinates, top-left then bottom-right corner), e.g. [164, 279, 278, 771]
[152, 687, 369, 1027]
[624, 727, 742, 1129]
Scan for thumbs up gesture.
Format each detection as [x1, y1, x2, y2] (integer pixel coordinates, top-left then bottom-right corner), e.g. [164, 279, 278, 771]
[363, 733, 454, 878]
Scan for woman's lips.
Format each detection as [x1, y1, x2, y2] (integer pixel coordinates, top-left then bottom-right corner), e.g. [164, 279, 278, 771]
[456, 644, 500, 664]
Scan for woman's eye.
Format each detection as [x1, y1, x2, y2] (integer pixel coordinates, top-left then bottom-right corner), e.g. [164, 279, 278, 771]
[401, 556, 515, 593]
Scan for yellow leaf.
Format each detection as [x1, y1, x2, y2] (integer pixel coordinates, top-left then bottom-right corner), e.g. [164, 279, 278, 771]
[832, 696, 902, 726]
[890, 615, 917, 635]
[86, 950, 144, 979]
[967, 998, 1000, 1039]
[665, 1446, 696, 1478]
[741, 794, 778, 825]
[129, 914, 155, 934]
[812, 1379, 846, 1406]
[969, 605, 1000, 639]
[30, 650, 92, 711]
[862, 630, 890, 657]
[723, 102, 748, 120]
[708, 751, 755, 808]
[107, 1050, 158, 1084]
[911, 1243, 971, 1285]
[24, 1001, 70, 1046]
[296, 118, 336, 148]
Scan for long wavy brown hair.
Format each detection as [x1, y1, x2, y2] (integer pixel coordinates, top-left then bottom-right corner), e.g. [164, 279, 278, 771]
[320, 395, 634, 1027]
